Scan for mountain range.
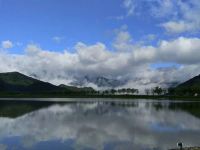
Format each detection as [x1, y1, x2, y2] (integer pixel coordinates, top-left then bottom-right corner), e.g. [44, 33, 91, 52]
[169, 74, 200, 96]
[0, 71, 200, 97]
[176, 74, 200, 89]
[70, 76, 126, 88]
[0, 72, 94, 96]
[0, 72, 62, 93]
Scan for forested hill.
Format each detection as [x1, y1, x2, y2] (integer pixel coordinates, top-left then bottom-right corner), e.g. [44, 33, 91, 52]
[169, 74, 200, 96]
[177, 75, 200, 89]
[0, 72, 63, 93]
[0, 72, 98, 97]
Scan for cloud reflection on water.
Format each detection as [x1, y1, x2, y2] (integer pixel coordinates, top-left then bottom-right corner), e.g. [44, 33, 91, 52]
[0, 101, 200, 150]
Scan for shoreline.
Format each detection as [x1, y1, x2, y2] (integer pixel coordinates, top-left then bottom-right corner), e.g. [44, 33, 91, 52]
[170, 147, 200, 150]
[0, 94, 200, 101]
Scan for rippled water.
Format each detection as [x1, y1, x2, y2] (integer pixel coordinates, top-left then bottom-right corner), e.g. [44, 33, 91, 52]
[0, 99, 200, 150]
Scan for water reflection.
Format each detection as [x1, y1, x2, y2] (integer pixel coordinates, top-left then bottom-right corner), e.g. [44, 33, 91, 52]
[0, 100, 200, 150]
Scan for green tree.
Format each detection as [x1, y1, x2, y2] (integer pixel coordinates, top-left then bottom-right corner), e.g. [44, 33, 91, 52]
[110, 89, 116, 95]
[153, 86, 163, 95]
[127, 88, 132, 95]
[145, 89, 150, 95]
[121, 88, 126, 94]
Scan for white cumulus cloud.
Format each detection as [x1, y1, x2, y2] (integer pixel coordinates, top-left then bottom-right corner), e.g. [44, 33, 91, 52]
[121, 0, 200, 33]
[1, 40, 13, 49]
[0, 28, 200, 92]
[52, 36, 64, 43]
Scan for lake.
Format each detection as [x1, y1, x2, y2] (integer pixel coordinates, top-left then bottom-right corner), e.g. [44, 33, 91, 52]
[0, 99, 200, 150]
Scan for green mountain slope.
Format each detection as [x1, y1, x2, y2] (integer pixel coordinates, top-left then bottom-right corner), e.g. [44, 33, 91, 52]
[0, 100, 54, 118]
[177, 75, 200, 88]
[59, 84, 94, 93]
[0, 72, 63, 93]
[170, 74, 200, 96]
[0, 72, 97, 97]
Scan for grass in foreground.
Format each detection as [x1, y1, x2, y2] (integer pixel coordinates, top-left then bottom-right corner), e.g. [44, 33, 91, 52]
[170, 147, 200, 150]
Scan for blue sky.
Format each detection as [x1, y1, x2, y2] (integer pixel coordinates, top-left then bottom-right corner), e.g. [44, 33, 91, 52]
[0, 0, 169, 51]
[0, 0, 123, 51]
[0, 0, 200, 90]
[0, 0, 199, 51]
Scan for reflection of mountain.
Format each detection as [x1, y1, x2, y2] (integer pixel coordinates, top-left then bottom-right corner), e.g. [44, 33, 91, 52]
[0, 101, 53, 118]
[0, 101, 200, 150]
[137, 101, 200, 119]
[168, 102, 200, 119]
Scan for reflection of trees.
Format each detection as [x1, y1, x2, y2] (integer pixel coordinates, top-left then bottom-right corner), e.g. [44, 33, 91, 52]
[145, 101, 200, 119]
[150, 102, 164, 111]
[168, 102, 200, 119]
[1, 100, 200, 122]
[0, 101, 53, 118]
[109, 101, 138, 108]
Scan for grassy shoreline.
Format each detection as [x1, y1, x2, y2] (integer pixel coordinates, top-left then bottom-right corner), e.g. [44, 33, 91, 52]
[170, 147, 200, 150]
[0, 93, 200, 100]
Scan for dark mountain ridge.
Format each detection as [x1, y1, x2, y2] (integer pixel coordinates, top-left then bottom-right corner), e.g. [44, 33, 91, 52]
[0, 72, 63, 93]
[169, 74, 200, 96]
[70, 75, 126, 88]
[0, 72, 97, 97]
[59, 84, 94, 93]
[176, 74, 200, 89]
[1, 71, 200, 97]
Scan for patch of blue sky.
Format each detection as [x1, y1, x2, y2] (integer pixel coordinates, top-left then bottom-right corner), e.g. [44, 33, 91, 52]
[0, 0, 173, 53]
[151, 63, 182, 69]
[0, 136, 74, 150]
[0, 0, 199, 54]
[150, 123, 183, 133]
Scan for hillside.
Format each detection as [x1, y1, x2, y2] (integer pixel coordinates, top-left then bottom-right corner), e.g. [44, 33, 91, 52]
[176, 74, 200, 89]
[70, 76, 126, 88]
[0, 72, 98, 97]
[59, 84, 94, 93]
[0, 72, 63, 93]
[169, 74, 200, 96]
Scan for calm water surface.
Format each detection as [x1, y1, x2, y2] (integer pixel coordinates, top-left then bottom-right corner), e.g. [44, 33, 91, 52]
[0, 99, 200, 150]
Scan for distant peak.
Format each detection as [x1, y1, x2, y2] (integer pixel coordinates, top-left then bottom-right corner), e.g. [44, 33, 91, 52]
[59, 84, 67, 87]
[1, 72, 30, 78]
[1, 71, 22, 74]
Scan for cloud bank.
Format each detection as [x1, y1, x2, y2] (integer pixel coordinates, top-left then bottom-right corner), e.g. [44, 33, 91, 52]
[0, 1, 199, 92]
[0, 27, 200, 92]
[122, 0, 200, 34]
[1, 40, 13, 49]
